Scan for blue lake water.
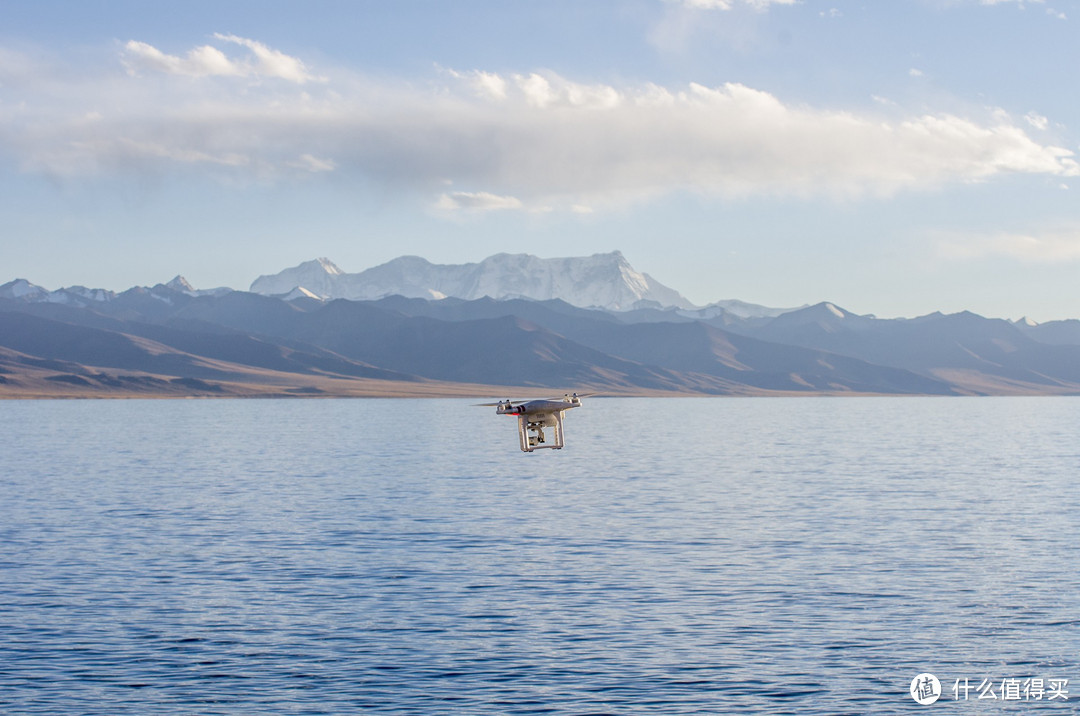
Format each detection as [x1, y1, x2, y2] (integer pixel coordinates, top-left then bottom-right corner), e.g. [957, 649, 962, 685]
[2, 397, 1079, 714]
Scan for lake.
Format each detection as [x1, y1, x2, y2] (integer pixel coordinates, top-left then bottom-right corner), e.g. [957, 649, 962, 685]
[2, 397, 1078, 713]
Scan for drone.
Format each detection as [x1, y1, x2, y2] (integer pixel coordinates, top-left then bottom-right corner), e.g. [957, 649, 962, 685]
[478, 393, 587, 452]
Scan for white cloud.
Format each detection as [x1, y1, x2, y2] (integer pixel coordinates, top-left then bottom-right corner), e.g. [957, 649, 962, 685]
[975, 0, 1066, 17]
[511, 72, 621, 109]
[938, 229, 1080, 262]
[675, 0, 732, 7]
[123, 41, 237, 78]
[287, 153, 336, 173]
[0, 46, 37, 81]
[665, 0, 799, 10]
[3, 51, 1077, 209]
[446, 68, 508, 101]
[19, 135, 250, 177]
[212, 34, 323, 83]
[436, 191, 524, 212]
[123, 35, 324, 83]
[1024, 111, 1049, 130]
[515, 73, 557, 109]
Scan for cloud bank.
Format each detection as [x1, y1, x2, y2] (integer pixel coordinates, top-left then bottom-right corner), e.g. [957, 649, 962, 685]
[435, 191, 525, 212]
[122, 34, 325, 83]
[2, 37, 1076, 213]
[938, 228, 1080, 262]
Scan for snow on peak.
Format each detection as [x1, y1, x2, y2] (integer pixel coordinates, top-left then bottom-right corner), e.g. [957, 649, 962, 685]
[250, 252, 696, 310]
[685, 299, 801, 320]
[166, 275, 195, 293]
[250, 258, 345, 298]
[316, 257, 344, 275]
[52, 285, 116, 303]
[157, 275, 233, 298]
[824, 302, 845, 318]
[283, 286, 323, 301]
[0, 278, 49, 300]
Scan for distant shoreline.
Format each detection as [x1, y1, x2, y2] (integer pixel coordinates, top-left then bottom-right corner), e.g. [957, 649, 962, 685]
[4, 380, 1077, 400]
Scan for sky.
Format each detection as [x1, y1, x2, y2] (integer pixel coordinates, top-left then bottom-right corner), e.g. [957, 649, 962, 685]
[1, 0, 1078, 320]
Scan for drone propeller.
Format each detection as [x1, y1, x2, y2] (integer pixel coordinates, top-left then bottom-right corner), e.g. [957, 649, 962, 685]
[475, 393, 595, 407]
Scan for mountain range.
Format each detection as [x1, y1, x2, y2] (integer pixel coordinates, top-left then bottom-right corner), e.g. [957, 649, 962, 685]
[250, 252, 699, 312]
[3, 252, 1080, 398]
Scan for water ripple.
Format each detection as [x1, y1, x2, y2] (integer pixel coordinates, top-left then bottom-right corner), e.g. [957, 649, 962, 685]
[2, 397, 1079, 714]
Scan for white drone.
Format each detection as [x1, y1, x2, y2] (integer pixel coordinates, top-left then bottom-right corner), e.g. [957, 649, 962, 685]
[478, 393, 587, 452]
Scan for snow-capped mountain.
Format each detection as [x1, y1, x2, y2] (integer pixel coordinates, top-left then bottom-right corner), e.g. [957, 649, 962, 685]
[0, 279, 51, 301]
[680, 299, 804, 321]
[3, 252, 790, 316]
[248, 258, 344, 300]
[0, 278, 116, 306]
[0, 276, 230, 307]
[250, 251, 697, 311]
[162, 275, 233, 298]
[8, 263, 1080, 398]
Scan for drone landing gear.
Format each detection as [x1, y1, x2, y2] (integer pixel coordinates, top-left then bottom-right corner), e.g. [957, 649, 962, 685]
[517, 412, 565, 452]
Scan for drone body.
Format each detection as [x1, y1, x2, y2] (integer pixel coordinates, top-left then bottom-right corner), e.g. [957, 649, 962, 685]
[483, 393, 585, 452]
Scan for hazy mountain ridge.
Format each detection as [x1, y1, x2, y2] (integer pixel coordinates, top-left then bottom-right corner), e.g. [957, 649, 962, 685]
[4, 255, 1080, 397]
[0, 275, 233, 309]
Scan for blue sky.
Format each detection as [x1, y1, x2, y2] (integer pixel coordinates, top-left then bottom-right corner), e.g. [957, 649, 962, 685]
[1, 0, 1077, 319]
